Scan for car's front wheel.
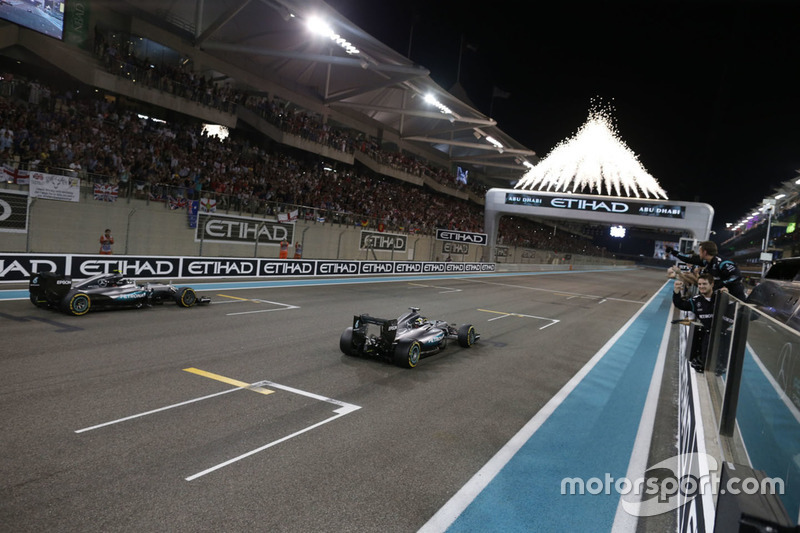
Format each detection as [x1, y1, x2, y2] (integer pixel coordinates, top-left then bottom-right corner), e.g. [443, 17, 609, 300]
[457, 324, 476, 348]
[175, 287, 197, 307]
[393, 340, 421, 368]
[62, 292, 91, 316]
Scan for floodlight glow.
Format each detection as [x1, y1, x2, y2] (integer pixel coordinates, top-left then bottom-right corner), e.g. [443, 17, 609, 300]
[307, 17, 332, 36]
[306, 16, 360, 55]
[423, 93, 453, 115]
[485, 136, 503, 149]
[610, 225, 626, 238]
[202, 124, 229, 140]
[514, 106, 668, 199]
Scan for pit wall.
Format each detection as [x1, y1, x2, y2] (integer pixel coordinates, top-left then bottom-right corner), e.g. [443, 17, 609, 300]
[1, 190, 633, 267]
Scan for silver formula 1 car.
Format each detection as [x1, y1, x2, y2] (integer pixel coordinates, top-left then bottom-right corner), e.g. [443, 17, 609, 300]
[29, 271, 210, 316]
[339, 307, 479, 368]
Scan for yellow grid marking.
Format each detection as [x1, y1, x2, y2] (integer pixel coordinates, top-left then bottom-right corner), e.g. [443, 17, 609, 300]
[183, 367, 274, 395]
[477, 308, 526, 318]
[217, 293, 253, 301]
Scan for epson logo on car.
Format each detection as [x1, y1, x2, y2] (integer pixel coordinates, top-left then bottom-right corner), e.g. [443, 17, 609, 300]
[389, 325, 397, 331]
[56, 279, 71, 285]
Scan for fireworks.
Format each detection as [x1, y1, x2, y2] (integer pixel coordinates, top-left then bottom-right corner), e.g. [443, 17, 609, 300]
[515, 106, 667, 199]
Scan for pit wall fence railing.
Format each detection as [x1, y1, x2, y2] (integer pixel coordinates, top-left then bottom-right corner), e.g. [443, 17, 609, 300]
[675, 287, 800, 532]
[1, 184, 629, 267]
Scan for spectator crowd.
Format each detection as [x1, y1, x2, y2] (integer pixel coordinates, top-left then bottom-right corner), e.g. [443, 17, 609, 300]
[0, 66, 608, 258]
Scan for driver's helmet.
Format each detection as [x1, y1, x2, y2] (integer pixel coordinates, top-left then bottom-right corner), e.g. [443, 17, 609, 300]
[413, 317, 425, 328]
[109, 271, 124, 284]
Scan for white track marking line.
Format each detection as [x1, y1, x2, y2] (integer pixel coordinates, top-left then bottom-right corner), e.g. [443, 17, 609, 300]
[186, 411, 349, 481]
[408, 282, 461, 293]
[185, 379, 360, 481]
[75, 388, 244, 433]
[478, 308, 560, 330]
[226, 299, 300, 316]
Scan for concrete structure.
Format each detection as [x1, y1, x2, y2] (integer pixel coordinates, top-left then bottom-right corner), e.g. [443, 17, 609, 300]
[0, 188, 626, 267]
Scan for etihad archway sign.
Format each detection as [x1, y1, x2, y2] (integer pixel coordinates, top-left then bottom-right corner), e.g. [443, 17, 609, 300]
[483, 188, 714, 260]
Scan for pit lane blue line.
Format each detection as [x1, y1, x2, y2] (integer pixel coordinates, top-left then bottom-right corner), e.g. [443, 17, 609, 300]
[420, 281, 674, 532]
[0, 268, 637, 301]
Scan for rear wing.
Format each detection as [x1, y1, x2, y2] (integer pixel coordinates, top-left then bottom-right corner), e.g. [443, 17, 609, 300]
[353, 314, 398, 344]
[29, 272, 72, 304]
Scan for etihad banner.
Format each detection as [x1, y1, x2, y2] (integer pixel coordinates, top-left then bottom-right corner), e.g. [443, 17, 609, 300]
[196, 213, 295, 245]
[0, 253, 496, 283]
[359, 230, 407, 252]
[435, 228, 487, 246]
[504, 192, 685, 219]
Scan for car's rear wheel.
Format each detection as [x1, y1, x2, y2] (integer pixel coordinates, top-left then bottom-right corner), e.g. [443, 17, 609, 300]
[176, 287, 197, 307]
[63, 292, 91, 316]
[393, 340, 421, 368]
[340, 327, 357, 356]
[457, 324, 476, 347]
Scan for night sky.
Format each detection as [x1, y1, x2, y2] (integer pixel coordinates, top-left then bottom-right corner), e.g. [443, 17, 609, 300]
[327, 0, 800, 236]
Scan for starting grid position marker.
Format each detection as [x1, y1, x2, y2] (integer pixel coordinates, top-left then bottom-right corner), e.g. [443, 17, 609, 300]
[73, 368, 361, 481]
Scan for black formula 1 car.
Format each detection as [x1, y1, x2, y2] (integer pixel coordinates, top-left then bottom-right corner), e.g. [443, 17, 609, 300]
[339, 307, 479, 368]
[29, 271, 210, 316]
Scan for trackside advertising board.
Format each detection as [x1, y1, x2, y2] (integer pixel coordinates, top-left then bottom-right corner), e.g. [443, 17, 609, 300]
[0, 254, 496, 283]
[435, 228, 488, 246]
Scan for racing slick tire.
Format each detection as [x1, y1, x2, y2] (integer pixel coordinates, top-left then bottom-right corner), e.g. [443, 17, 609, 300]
[340, 327, 357, 356]
[62, 291, 91, 316]
[457, 324, 477, 348]
[175, 287, 197, 308]
[393, 340, 421, 369]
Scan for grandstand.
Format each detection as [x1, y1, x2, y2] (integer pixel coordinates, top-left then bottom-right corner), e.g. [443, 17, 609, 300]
[720, 173, 800, 281]
[0, 1, 618, 260]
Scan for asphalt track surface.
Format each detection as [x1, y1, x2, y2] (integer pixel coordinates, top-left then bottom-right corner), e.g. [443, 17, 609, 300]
[1, 268, 666, 532]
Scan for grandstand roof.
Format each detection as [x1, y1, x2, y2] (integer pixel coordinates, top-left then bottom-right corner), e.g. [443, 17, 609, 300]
[110, 0, 536, 184]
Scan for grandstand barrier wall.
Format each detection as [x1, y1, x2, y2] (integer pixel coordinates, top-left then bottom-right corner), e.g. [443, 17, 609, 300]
[1, 188, 632, 267]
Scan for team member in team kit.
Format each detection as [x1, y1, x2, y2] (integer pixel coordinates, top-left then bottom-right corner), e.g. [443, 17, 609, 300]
[673, 273, 727, 373]
[666, 240, 746, 300]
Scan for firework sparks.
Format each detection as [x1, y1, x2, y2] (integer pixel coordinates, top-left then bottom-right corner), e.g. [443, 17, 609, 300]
[515, 107, 668, 199]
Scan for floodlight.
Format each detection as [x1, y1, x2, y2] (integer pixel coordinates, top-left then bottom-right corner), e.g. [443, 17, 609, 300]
[485, 136, 503, 149]
[423, 93, 453, 115]
[609, 225, 626, 238]
[307, 17, 333, 37]
[306, 16, 360, 55]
